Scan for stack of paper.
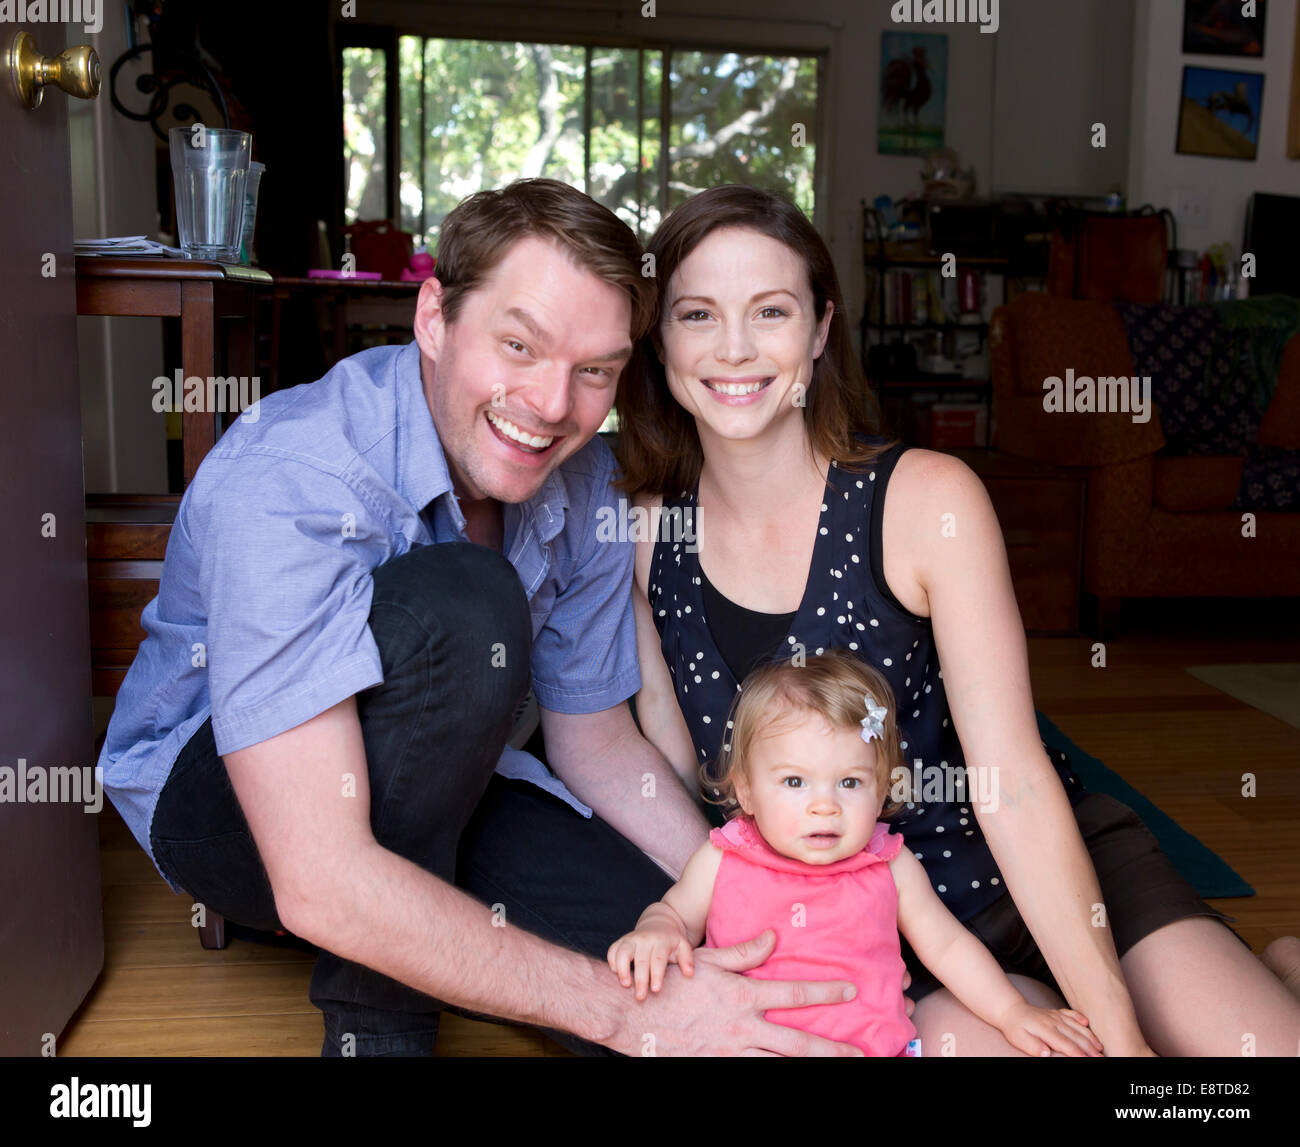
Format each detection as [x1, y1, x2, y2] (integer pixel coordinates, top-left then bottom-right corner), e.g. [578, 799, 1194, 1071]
[75, 236, 184, 257]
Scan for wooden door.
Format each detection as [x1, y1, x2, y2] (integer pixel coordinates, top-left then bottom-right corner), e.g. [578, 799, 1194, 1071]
[0, 20, 103, 1055]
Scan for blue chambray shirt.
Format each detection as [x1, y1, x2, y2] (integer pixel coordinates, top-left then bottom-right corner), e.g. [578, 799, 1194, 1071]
[98, 340, 641, 892]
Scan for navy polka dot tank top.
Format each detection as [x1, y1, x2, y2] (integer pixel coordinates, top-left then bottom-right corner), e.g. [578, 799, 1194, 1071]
[648, 436, 1088, 923]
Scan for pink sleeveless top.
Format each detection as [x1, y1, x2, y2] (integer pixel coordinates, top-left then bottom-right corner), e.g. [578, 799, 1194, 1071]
[704, 815, 917, 1056]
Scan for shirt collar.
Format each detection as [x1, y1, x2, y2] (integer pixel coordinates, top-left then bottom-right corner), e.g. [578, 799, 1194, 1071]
[525, 467, 570, 546]
[394, 339, 571, 544]
[395, 341, 454, 515]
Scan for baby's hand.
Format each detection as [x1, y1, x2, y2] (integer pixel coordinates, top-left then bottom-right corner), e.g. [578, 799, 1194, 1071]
[998, 1003, 1103, 1057]
[606, 924, 695, 1001]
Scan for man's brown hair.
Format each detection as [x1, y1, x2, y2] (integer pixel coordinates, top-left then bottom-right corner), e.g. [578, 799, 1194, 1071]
[434, 178, 656, 341]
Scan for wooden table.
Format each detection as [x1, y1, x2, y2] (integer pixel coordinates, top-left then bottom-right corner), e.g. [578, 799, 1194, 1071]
[75, 256, 273, 486]
[269, 274, 421, 378]
[76, 256, 271, 709]
[946, 448, 1087, 635]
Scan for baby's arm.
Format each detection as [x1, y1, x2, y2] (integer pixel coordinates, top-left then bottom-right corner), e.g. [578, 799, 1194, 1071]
[891, 847, 1103, 1057]
[607, 839, 724, 1000]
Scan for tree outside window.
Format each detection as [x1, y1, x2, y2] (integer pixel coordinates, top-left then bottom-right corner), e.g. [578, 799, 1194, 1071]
[343, 37, 820, 249]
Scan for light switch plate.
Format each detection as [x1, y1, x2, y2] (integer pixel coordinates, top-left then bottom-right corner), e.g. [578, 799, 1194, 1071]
[1172, 187, 1209, 230]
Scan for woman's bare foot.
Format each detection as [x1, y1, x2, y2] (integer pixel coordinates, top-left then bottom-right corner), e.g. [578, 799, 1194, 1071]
[1261, 936, 1300, 1000]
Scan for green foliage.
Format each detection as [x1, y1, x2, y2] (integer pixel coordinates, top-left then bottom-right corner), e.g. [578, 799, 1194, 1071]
[344, 38, 820, 247]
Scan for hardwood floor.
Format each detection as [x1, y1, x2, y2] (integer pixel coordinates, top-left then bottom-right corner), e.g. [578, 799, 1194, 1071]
[61, 607, 1300, 1057]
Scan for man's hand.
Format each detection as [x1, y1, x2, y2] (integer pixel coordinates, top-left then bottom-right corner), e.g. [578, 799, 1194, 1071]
[901, 968, 915, 1018]
[604, 930, 864, 1056]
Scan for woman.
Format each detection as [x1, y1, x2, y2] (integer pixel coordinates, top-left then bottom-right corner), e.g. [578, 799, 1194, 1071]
[615, 185, 1300, 1056]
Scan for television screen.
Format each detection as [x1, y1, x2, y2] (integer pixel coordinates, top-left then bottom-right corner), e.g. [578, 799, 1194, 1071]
[1244, 193, 1300, 296]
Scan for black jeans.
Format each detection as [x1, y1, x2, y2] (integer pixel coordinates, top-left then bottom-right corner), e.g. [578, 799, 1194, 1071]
[149, 542, 672, 1056]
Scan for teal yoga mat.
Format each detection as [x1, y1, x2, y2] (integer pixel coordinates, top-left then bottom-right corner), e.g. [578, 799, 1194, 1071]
[1036, 711, 1253, 900]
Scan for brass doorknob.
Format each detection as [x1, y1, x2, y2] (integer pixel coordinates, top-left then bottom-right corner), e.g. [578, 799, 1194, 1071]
[9, 30, 101, 110]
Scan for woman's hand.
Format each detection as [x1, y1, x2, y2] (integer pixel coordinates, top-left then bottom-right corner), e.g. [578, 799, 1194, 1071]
[997, 1002, 1103, 1057]
[607, 923, 697, 1001]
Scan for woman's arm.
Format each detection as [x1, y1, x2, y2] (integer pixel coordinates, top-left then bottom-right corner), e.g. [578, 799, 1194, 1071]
[888, 449, 1153, 1055]
[630, 494, 702, 792]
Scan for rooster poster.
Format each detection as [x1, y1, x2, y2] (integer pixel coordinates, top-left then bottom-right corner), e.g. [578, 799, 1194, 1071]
[879, 32, 947, 156]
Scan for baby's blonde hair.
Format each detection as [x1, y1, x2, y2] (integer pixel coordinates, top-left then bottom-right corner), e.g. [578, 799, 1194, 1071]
[702, 649, 909, 820]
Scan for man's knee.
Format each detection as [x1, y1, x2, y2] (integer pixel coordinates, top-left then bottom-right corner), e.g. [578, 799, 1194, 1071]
[369, 543, 531, 689]
[373, 542, 524, 611]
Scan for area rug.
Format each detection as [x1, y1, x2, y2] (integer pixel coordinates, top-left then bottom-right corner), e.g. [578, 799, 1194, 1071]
[1036, 712, 1253, 899]
[1184, 663, 1300, 733]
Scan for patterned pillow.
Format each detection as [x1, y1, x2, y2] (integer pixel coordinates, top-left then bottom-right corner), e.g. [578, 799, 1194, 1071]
[1233, 443, 1300, 512]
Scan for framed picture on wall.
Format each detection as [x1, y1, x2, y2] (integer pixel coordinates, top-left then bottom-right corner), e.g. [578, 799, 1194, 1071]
[1289, 12, 1300, 157]
[878, 32, 946, 156]
[1182, 0, 1266, 57]
[1176, 65, 1264, 159]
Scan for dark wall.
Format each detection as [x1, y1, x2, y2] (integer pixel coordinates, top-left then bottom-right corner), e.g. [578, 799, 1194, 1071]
[170, 0, 343, 276]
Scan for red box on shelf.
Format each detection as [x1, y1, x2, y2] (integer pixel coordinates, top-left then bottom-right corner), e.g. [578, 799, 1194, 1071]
[928, 403, 987, 449]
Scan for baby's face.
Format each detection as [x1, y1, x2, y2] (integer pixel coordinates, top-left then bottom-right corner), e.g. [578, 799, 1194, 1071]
[735, 710, 884, 865]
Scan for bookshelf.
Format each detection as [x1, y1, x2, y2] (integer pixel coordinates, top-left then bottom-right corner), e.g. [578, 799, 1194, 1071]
[860, 204, 1010, 449]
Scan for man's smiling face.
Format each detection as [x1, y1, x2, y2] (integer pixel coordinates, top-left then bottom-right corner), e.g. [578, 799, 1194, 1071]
[414, 235, 634, 505]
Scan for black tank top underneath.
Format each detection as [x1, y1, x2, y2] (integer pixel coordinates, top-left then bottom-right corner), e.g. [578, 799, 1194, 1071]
[648, 435, 1087, 923]
[699, 570, 796, 684]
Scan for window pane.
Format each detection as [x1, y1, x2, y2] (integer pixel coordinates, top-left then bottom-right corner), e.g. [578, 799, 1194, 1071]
[640, 50, 665, 239]
[392, 40, 818, 250]
[343, 46, 387, 224]
[667, 52, 818, 218]
[588, 47, 648, 238]
[398, 36, 425, 242]
[414, 40, 586, 247]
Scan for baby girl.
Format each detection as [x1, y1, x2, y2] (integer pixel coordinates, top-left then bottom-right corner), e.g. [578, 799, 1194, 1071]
[608, 649, 1103, 1057]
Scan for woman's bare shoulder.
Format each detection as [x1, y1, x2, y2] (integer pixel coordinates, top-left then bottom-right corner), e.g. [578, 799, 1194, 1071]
[887, 447, 984, 501]
[882, 448, 994, 533]
[877, 449, 996, 615]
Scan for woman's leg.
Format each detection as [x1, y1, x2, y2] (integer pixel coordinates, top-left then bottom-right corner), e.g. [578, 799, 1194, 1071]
[1120, 918, 1300, 1057]
[1262, 936, 1300, 1000]
[911, 975, 1066, 1056]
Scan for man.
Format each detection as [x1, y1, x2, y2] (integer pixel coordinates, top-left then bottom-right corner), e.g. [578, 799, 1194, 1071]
[98, 179, 861, 1056]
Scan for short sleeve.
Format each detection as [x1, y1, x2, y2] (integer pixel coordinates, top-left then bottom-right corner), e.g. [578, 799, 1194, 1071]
[529, 450, 640, 714]
[871, 824, 904, 861]
[709, 817, 750, 852]
[187, 455, 389, 755]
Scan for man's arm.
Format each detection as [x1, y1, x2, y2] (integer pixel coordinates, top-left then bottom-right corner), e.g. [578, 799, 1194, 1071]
[224, 696, 623, 1041]
[224, 695, 861, 1056]
[539, 701, 711, 880]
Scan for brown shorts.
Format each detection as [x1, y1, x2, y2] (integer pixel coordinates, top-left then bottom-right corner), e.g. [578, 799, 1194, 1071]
[900, 791, 1247, 1004]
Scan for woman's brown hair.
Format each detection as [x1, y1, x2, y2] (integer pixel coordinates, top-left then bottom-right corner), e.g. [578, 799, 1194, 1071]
[615, 185, 895, 496]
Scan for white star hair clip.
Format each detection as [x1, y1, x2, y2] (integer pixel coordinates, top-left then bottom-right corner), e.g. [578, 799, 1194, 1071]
[860, 695, 888, 745]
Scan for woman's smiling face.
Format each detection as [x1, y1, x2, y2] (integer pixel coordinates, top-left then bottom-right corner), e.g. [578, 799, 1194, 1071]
[658, 226, 833, 442]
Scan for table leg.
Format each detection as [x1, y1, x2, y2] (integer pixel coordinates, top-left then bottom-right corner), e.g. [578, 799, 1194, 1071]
[333, 293, 347, 366]
[224, 286, 257, 435]
[180, 280, 217, 487]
